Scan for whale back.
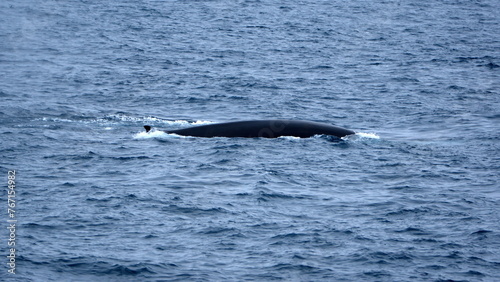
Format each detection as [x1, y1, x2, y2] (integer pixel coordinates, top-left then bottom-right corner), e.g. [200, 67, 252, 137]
[164, 120, 354, 138]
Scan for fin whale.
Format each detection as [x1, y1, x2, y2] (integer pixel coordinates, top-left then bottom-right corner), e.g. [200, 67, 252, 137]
[144, 120, 354, 138]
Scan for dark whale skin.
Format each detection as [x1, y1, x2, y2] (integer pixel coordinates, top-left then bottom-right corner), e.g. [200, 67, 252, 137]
[156, 120, 355, 138]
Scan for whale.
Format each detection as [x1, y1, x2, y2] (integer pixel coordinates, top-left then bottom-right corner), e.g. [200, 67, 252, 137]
[144, 120, 355, 138]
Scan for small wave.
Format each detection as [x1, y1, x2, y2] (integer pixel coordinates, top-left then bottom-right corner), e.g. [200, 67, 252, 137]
[56, 258, 157, 276]
[22, 223, 57, 230]
[36, 114, 214, 127]
[258, 191, 309, 200]
[161, 204, 229, 216]
[271, 232, 308, 239]
[99, 114, 167, 124]
[198, 227, 240, 235]
[471, 230, 492, 235]
[37, 117, 75, 123]
[120, 117, 212, 126]
[271, 263, 323, 272]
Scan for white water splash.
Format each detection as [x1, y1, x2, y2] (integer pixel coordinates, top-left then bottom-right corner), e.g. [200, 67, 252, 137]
[278, 136, 302, 140]
[355, 132, 380, 139]
[133, 130, 169, 139]
[341, 132, 381, 141]
[133, 130, 188, 139]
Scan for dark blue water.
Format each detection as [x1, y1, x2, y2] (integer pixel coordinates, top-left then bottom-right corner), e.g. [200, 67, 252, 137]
[1, 0, 499, 281]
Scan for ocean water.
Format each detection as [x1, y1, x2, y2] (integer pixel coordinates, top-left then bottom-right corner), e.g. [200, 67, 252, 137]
[1, 0, 499, 281]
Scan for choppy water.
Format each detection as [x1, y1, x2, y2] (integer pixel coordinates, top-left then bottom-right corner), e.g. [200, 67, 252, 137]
[1, 0, 499, 281]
